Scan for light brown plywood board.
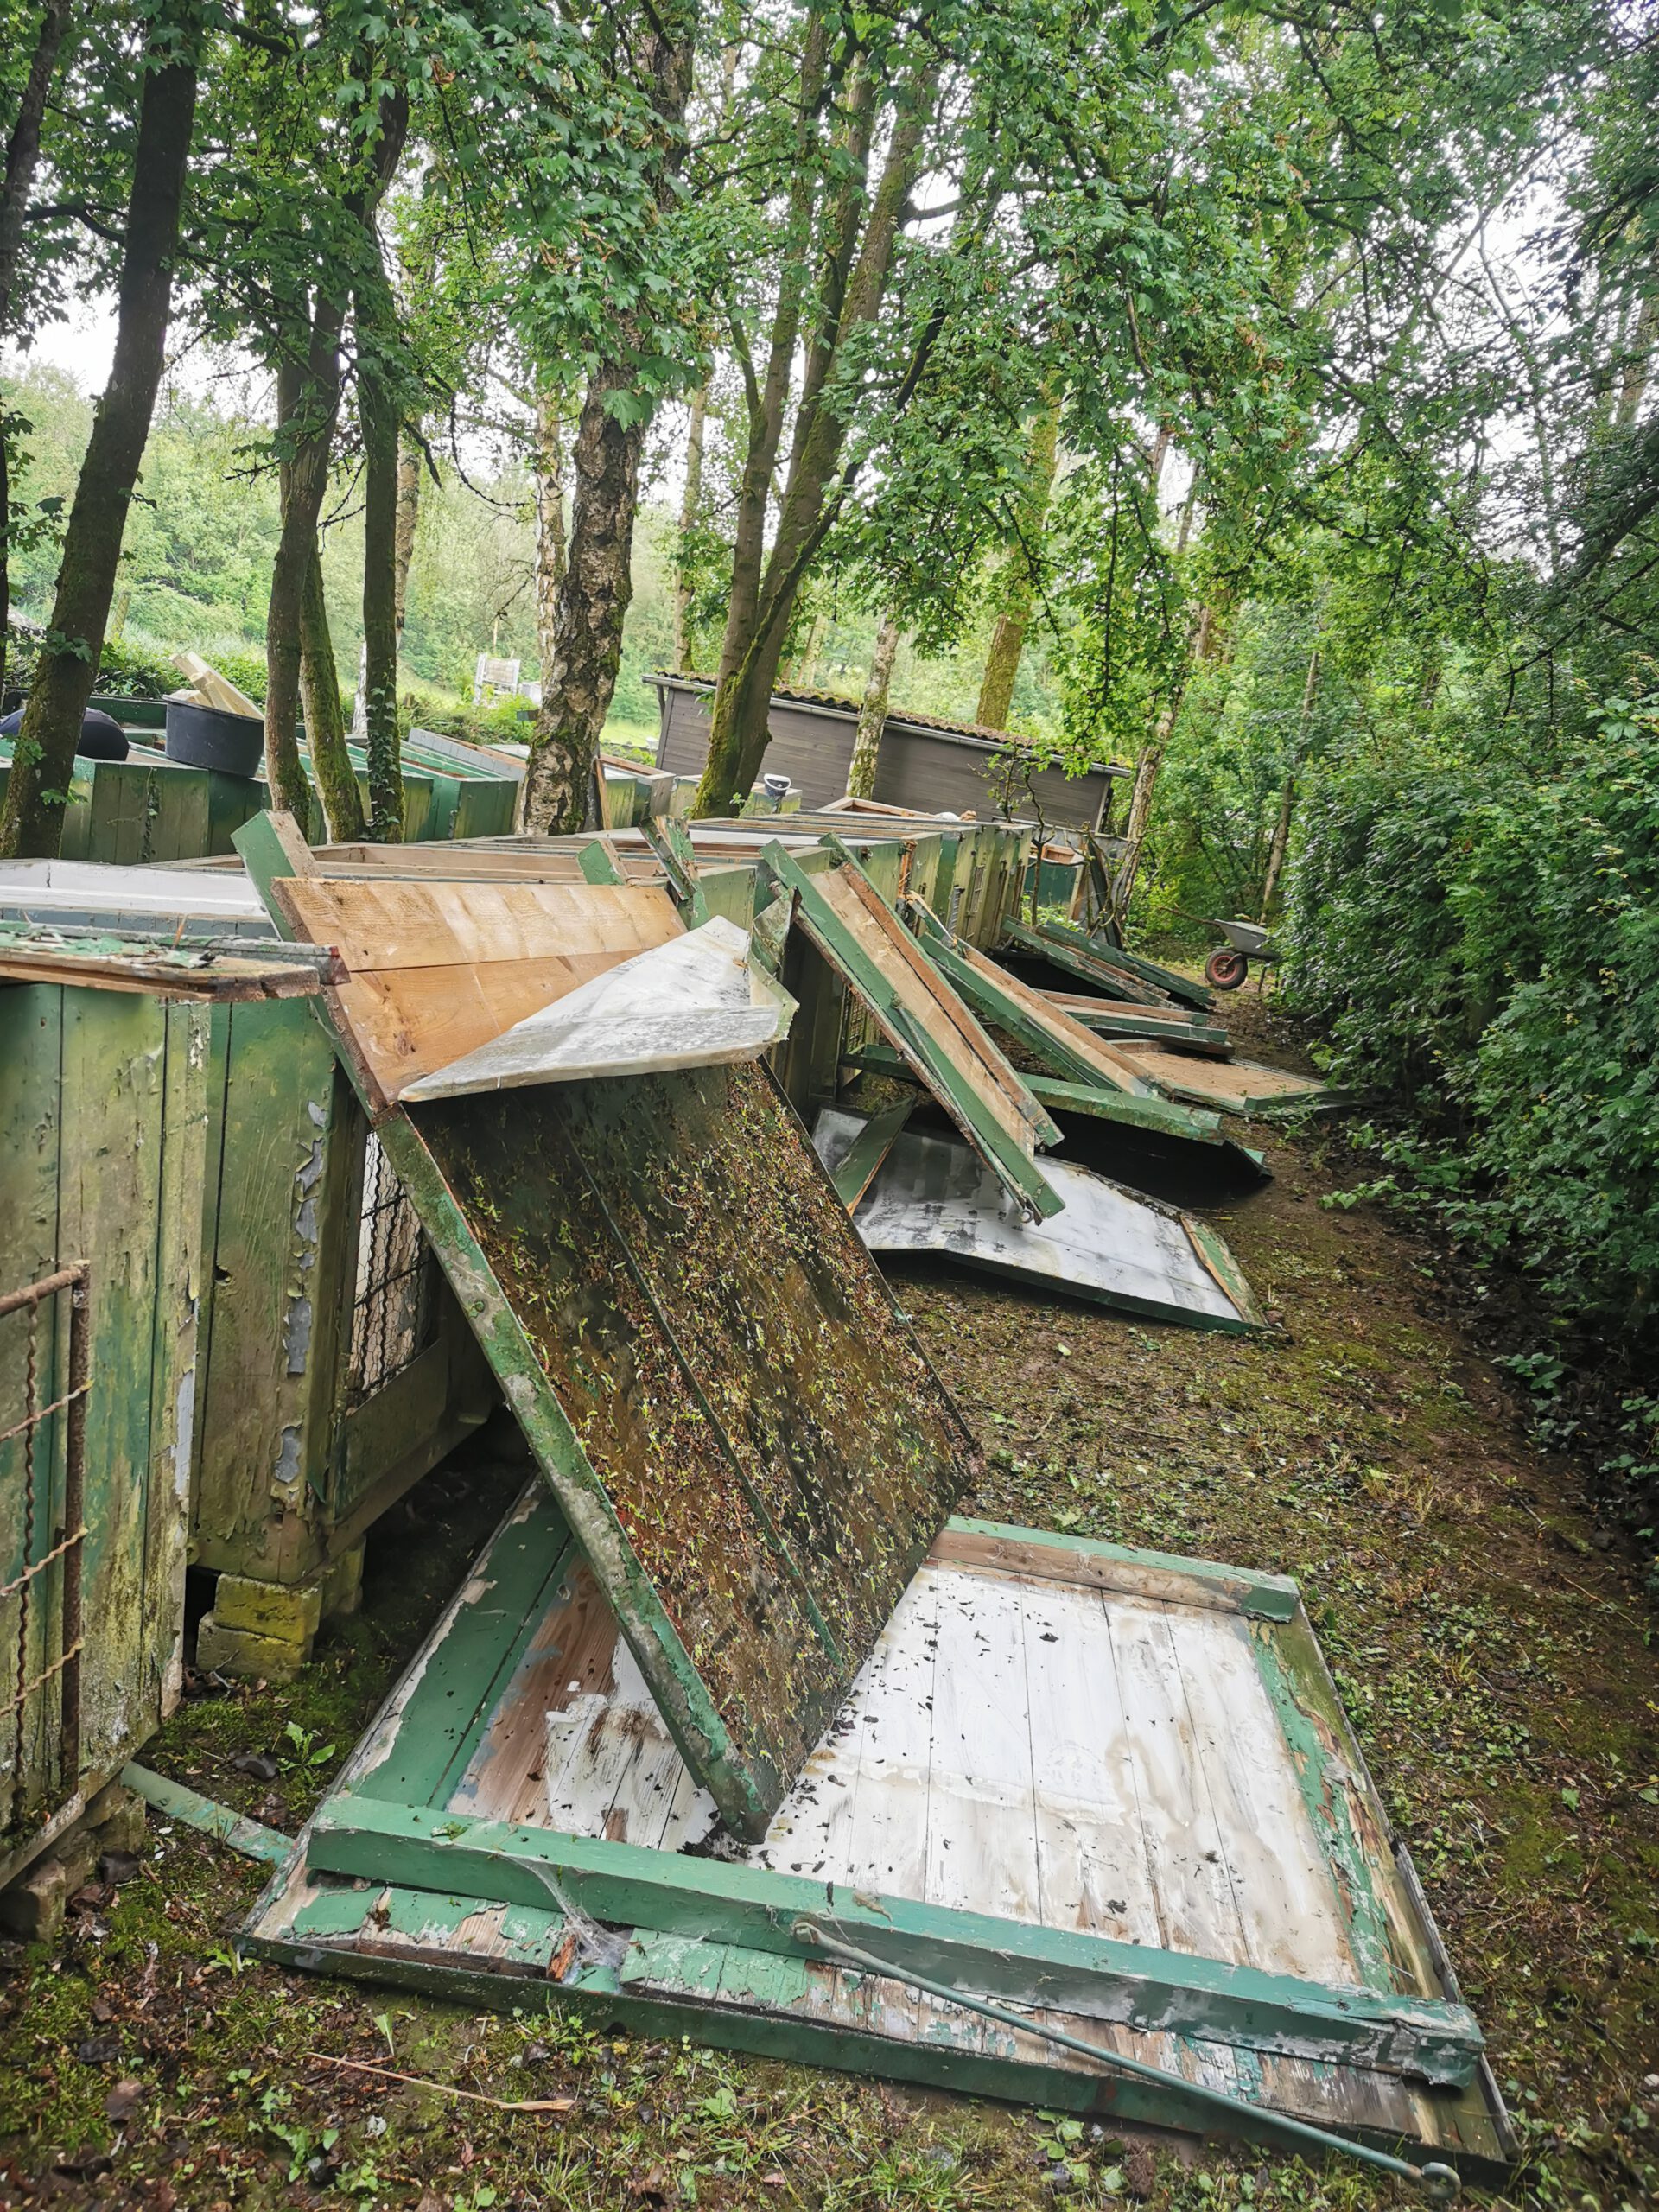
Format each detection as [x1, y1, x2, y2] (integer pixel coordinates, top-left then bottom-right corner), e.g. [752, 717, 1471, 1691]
[268, 874, 683, 1105]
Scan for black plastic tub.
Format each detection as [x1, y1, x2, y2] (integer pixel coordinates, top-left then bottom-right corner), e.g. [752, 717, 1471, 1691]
[165, 699, 264, 778]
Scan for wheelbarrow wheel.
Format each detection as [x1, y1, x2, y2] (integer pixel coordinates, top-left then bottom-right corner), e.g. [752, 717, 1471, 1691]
[1205, 946, 1249, 990]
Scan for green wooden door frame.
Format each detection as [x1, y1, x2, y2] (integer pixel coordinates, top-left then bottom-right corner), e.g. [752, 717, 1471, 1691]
[758, 842, 1063, 1224]
[1001, 917, 1215, 1013]
[273, 1485, 1484, 2092]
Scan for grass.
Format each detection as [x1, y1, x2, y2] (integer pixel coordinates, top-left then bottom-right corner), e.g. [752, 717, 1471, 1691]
[0, 995, 1655, 2209]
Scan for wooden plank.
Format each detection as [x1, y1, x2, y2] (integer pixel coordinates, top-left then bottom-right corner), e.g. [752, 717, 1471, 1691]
[400, 918, 792, 1096]
[761, 841, 1062, 1223]
[999, 917, 1173, 1007]
[828, 1570, 941, 1899]
[271, 877, 681, 974]
[933, 1521, 1299, 1621]
[1103, 1597, 1248, 1964]
[1161, 1605, 1359, 1987]
[0, 984, 64, 1834]
[923, 1562, 1042, 1921]
[143, 1001, 207, 1723]
[1117, 1046, 1327, 1116]
[56, 991, 167, 1786]
[306, 1789, 1486, 2082]
[843, 1044, 1230, 1147]
[265, 873, 685, 1105]
[1017, 1574, 1163, 1943]
[1015, 917, 1216, 1012]
[909, 904, 1164, 1097]
[828, 1096, 914, 1210]
[1041, 991, 1233, 1056]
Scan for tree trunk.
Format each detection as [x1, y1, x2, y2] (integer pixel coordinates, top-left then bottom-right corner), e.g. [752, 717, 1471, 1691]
[393, 430, 420, 633]
[298, 537, 364, 840]
[520, 15, 694, 834]
[0, 0, 73, 706]
[358, 300, 403, 840]
[693, 67, 938, 816]
[531, 382, 566, 701]
[264, 86, 407, 835]
[0, 52, 198, 860]
[521, 365, 648, 832]
[846, 616, 899, 798]
[1259, 645, 1319, 920]
[0, 0, 71, 330]
[278, 359, 362, 842]
[975, 393, 1061, 730]
[671, 378, 706, 670]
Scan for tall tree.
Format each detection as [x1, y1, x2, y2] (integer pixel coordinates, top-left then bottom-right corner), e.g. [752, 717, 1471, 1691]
[0, 22, 200, 859]
[691, 38, 938, 815]
[262, 74, 407, 832]
[976, 391, 1060, 730]
[522, 0, 696, 834]
[846, 613, 899, 798]
[0, 0, 74, 701]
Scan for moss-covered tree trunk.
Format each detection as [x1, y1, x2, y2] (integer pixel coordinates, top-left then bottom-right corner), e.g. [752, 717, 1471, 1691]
[264, 85, 407, 837]
[522, 363, 649, 832]
[0, 49, 197, 860]
[357, 302, 403, 841]
[846, 616, 899, 798]
[975, 393, 1060, 731]
[521, 15, 693, 835]
[0, 0, 73, 704]
[298, 537, 364, 840]
[692, 68, 935, 817]
[277, 359, 363, 842]
[531, 382, 566, 709]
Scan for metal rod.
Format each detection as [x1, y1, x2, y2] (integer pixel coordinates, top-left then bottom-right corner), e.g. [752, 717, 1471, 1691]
[60, 1273, 88, 1792]
[0, 1380, 91, 1451]
[0, 1522, 86, 1602]
[794, 1922, 1461, 2201]
[0, 1264, 86, 1320]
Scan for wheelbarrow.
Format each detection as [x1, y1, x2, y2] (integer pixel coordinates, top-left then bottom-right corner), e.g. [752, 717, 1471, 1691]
[1204, 917, 1281, 989]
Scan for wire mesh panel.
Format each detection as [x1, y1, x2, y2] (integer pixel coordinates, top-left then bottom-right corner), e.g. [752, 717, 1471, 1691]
[346, 1130, 435, 1408]
[0, 1266, 88, 1827]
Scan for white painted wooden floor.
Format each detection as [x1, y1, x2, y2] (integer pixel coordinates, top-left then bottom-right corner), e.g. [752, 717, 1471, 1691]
[450, 1549, 1360, 1989]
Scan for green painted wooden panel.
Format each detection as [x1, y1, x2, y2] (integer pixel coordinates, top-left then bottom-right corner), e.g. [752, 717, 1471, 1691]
[401, 1059, 976, 1837]
[0, 987, 66, 1837]
[57, 990, 168, 1782]
[190, 999, 359, 1583]
[0, 985, 203, 1855]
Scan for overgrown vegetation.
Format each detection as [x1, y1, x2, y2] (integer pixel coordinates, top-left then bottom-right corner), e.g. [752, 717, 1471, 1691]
[2, 1103, 1654, 2209]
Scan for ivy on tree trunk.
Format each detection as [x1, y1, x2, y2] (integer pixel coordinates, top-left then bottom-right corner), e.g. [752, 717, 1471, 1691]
[522, 364, 649, 833]
[0, 48, 198, 860]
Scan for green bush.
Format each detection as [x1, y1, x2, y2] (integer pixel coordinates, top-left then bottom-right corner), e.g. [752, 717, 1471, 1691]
[1284, 702, 1659, 1340]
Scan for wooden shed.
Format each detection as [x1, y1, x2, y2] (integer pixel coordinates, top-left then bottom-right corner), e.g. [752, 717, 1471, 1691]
[651, 673, 1128, 830]
[0, 928, 332, 1887]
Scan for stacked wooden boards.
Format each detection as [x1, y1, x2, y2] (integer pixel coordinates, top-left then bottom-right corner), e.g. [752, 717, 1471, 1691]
[245, 1486, 1512, 2177]
[236, 816, 982, 1839]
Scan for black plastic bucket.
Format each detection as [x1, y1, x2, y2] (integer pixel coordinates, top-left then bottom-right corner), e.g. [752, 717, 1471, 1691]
[164, 699, 264, 778]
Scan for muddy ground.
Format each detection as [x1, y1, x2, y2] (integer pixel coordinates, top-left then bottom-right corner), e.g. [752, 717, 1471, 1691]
[1, 985, 1655, 2211]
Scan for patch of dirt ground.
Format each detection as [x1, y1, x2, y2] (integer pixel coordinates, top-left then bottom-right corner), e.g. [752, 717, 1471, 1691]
[1, 998, 1655, 2212]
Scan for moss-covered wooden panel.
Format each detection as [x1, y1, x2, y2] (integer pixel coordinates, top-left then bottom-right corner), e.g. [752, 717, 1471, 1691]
[408, 1059, 978, 1836]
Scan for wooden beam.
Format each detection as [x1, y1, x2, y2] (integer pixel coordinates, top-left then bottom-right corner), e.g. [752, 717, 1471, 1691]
[846, 1046, 1229, 1148]
[828, 1096, 914, 1210]
[304, 1792, 1485, 2087]
[761, 841, 1063, 1223]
